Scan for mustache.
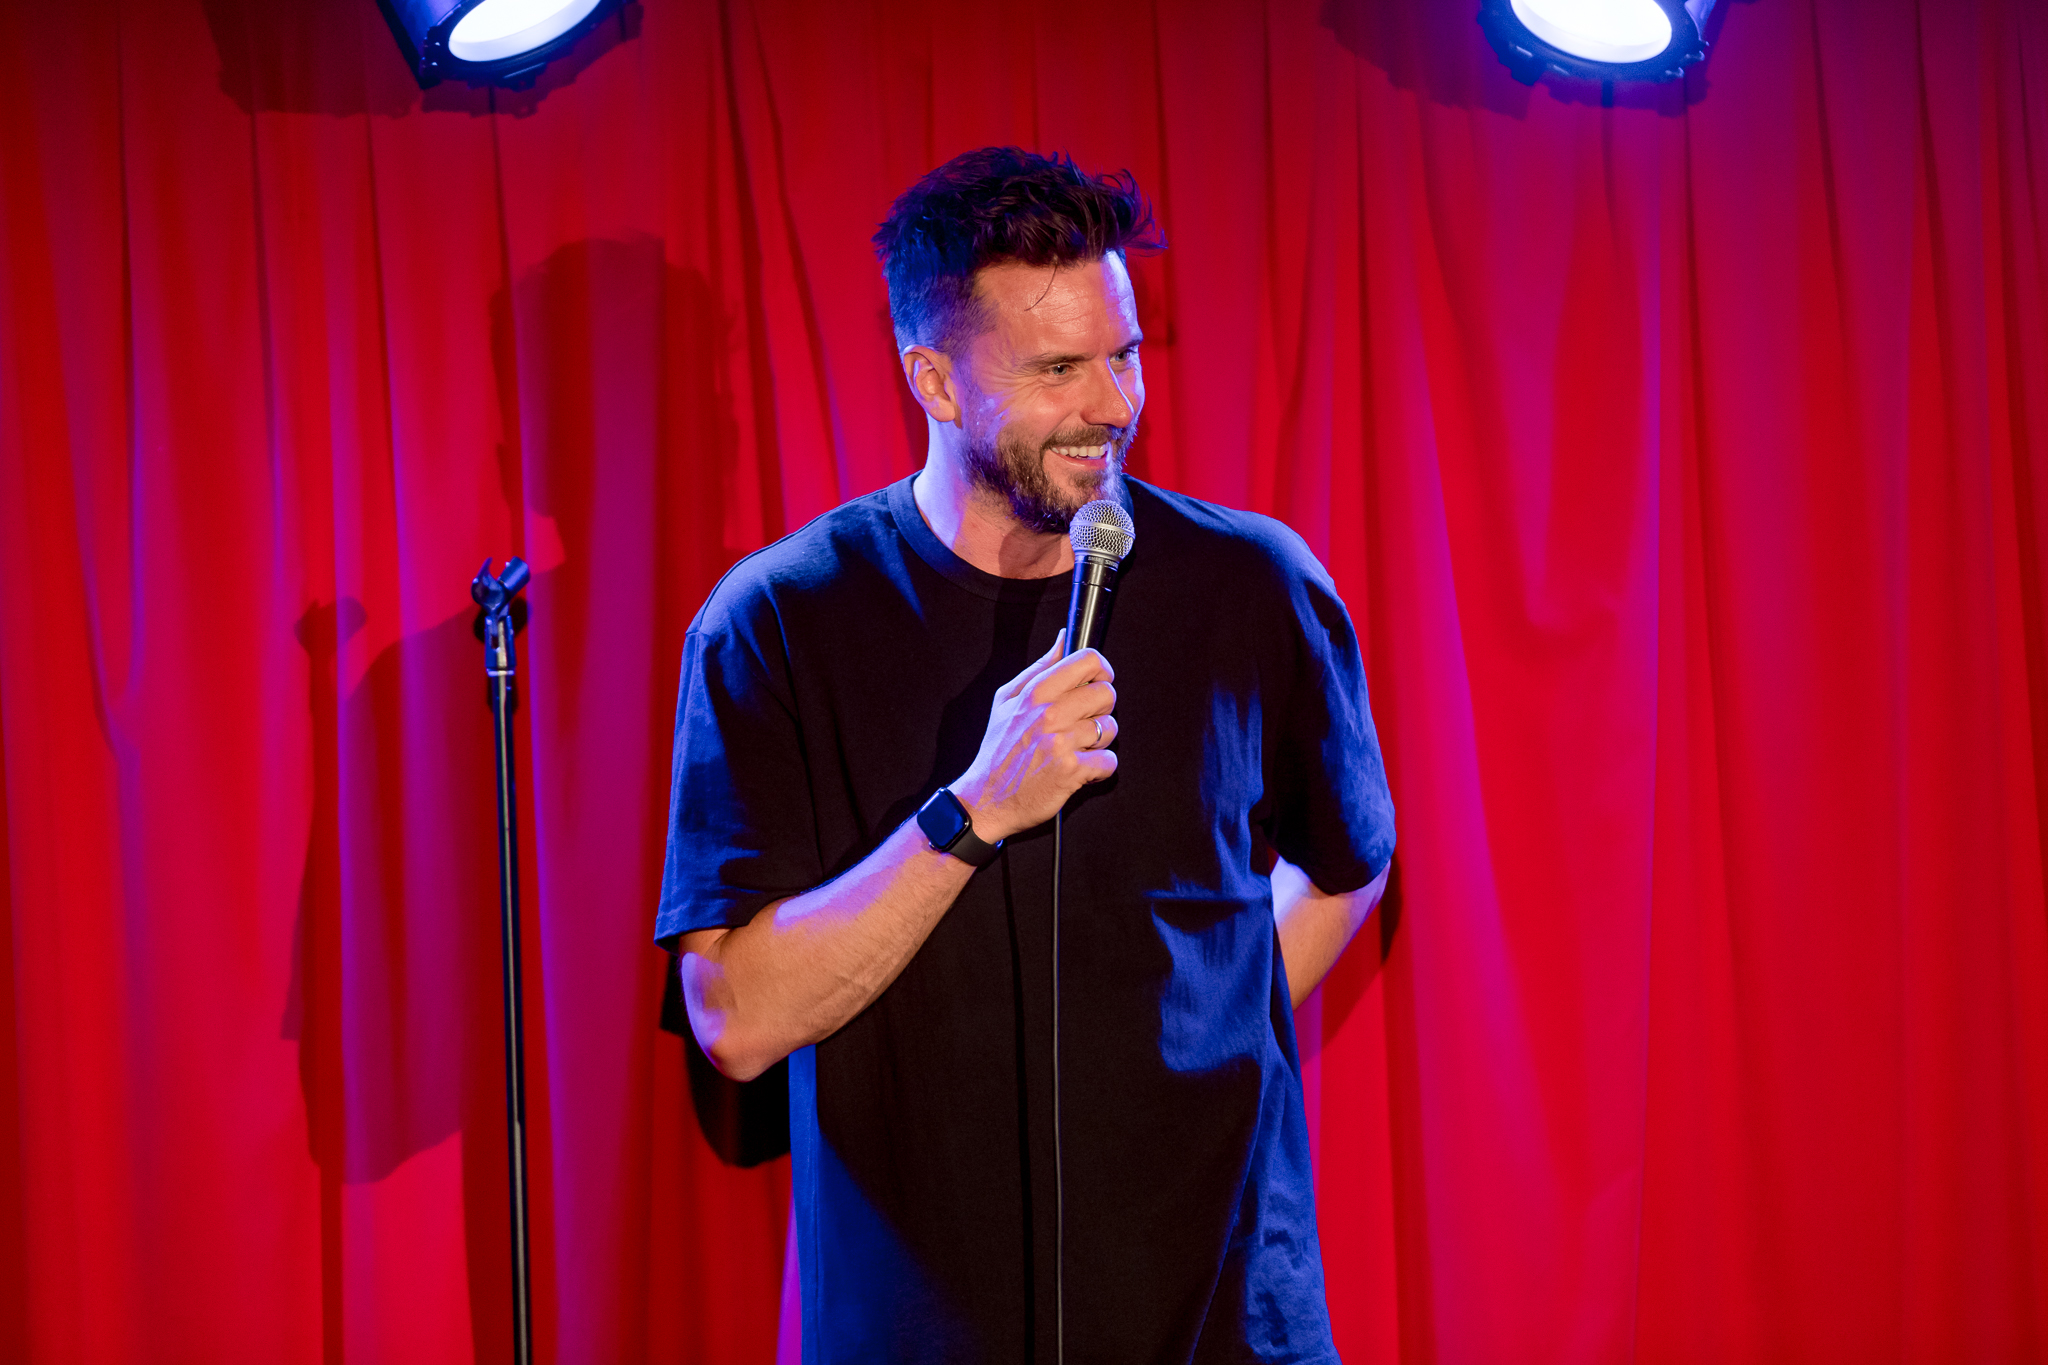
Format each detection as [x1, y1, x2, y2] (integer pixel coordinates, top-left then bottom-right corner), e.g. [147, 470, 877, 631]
[1039, 426, 1133, 453]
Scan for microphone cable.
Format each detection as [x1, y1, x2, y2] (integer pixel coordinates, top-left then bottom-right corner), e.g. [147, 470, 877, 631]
[1051, 496, 1132, 1365]
[1052, 806, 1066, 1365]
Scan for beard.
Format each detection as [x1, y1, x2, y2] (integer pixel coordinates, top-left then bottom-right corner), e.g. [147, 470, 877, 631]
[960, 415, 1137, 534]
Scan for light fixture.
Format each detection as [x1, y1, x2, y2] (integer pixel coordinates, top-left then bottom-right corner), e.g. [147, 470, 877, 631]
[378, 0, 625, 88]
[1479, 0, 1719, 84]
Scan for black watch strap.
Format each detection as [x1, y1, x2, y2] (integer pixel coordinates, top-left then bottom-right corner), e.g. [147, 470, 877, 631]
[917, 788, 1002, 867]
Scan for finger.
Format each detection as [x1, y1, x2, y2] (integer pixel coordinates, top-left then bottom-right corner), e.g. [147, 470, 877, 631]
[1045, 680, 1116, 730]
[999, 630, 1068, 700]
[1062, 711, 1118, 755]
[1030, 646, 1114, 703]
[1067, 646, 1114, 685]
[1074, 747, 1119, 783]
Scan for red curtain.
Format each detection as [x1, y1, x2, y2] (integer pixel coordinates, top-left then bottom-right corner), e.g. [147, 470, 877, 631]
[4, 0, 2047, 1360]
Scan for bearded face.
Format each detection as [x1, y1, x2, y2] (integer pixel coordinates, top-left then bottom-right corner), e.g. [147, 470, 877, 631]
[904, 254, 1146, 540]
[958, 412, 1138, 534]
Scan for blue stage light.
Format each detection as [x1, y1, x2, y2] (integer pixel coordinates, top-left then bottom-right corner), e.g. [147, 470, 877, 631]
[1479, 0, 1719, 84]
[378, 0, 624, 87]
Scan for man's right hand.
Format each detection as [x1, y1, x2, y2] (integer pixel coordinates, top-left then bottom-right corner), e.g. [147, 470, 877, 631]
[677, 632, 1120, 1081]
[952, 631, 1120, 843]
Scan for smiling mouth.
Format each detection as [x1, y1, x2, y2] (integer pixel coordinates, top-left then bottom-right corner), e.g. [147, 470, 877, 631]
[1048, 443, 1111, 462]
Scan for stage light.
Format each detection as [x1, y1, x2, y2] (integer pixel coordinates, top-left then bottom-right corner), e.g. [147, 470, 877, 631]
[1479, 0, 1718, 84]
[378, 0, 624, 87]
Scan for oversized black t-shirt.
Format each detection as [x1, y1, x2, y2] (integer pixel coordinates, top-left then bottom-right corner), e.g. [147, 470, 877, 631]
[657, 476, 1395, 1365]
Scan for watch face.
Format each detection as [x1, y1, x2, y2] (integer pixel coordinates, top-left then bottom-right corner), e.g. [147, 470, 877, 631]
[918, 790, 967, 850]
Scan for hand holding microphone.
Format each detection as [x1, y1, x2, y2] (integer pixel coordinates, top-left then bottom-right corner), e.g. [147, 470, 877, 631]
[950, 499, 1135, 842]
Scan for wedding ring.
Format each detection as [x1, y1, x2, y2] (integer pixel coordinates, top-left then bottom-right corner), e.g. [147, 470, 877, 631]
[1090, 717, 1104, 749]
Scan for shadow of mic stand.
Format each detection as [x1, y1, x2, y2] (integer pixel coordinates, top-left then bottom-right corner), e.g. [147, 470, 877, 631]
[471, 556, 534, 1365]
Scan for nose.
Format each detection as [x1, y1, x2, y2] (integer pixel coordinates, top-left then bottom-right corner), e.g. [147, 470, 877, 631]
[1082, 356, 1138, 429]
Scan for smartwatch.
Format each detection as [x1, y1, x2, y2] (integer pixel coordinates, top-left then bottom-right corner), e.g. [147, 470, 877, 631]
[916, 788, 1002, 867]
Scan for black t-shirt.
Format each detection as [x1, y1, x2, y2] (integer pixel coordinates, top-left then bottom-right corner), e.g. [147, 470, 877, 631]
[657, 476, 1395, 1365]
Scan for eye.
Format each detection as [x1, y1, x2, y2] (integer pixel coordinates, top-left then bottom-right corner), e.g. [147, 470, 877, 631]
[1047, 362, 1073, 377]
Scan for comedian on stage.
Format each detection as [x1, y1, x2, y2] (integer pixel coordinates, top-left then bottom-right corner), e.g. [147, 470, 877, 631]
[657, 147, 1395, 1365]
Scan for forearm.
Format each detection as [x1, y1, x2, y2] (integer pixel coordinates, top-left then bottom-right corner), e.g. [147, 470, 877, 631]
[1273, 859, 1390, 1009]
[675, 634, 1118, 1082]
[677, 819, 974, 1080]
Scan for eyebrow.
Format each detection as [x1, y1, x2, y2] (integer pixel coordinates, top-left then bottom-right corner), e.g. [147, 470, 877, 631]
[1020, 335, 1146, 370]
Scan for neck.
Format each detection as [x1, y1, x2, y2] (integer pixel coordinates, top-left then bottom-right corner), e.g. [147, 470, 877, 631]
[911, 449, 1073, 580]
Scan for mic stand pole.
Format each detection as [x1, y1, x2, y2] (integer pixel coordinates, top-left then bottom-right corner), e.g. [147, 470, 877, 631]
[471, 556, 534, 1365]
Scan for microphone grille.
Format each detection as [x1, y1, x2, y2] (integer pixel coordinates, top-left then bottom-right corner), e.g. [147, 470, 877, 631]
[1069, 499, 1136, 563]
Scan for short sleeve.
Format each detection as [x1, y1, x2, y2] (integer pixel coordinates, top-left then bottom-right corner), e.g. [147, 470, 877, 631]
[1264, 555, 1396, 895]
[654, 609, 823, 951]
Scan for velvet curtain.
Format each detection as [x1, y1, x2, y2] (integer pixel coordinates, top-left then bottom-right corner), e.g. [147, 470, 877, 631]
[3, 0, 2046, 1359]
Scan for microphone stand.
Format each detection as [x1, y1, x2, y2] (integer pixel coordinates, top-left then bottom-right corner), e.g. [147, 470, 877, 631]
[471, 557, 534, 1365]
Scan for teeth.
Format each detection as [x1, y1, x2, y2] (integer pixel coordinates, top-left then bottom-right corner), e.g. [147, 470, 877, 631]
[1052, 445, 1108, 460]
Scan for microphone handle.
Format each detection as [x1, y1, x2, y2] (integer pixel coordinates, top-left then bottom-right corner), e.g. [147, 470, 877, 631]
[1064, 553, 1120, 656]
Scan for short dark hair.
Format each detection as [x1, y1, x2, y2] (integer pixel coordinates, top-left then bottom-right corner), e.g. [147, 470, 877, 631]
[873, 147, 1164, 354]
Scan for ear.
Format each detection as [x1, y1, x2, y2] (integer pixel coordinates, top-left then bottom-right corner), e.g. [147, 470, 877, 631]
[900, 345, 962, 425]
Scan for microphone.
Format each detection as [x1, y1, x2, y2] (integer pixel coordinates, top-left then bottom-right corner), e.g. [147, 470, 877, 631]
[1064, 499, 1136, 657]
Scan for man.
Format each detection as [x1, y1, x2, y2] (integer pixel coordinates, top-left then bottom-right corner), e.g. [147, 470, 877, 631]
[658, 147, 1394, 1364]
